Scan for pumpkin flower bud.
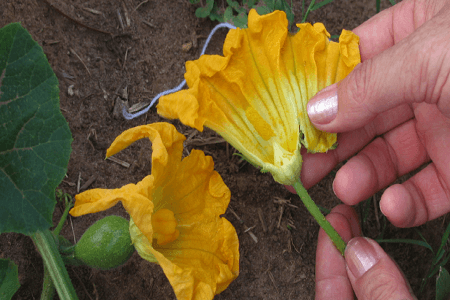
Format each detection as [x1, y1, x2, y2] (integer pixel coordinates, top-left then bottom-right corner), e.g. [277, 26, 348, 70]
[70, 122, 239, 300]
[158, 9, 360, 185]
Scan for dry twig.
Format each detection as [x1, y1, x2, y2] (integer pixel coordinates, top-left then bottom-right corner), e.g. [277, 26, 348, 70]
[117, 9, 125, 30]
[77, 172, 82, 193]
[142, 20, 156, 28]
[229, 207, 258, 243]
[273, 197, 299, 209]
[122, 1, 131, 27]
[135, 0, 149, 11]
[184, 137, 225, 147]
[277, 205, 284, 229]
[41, 0, 113, 35]
[257, 208, 267, 233]
[70, 48, 91, 76]
[82, 7, 102, 15]
[80, 175, 97, 191]
[123, 47, 131, 69]
[268, 271, 280, 295]
[107, 156, 131, 168]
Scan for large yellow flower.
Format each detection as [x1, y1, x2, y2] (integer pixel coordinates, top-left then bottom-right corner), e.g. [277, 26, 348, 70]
[69, 122, 239, 300]
[157, 9, 360, 185]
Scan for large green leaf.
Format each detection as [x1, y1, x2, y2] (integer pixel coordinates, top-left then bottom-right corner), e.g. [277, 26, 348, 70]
[0, 258, 20, 300]
[0, 23, 72, 235]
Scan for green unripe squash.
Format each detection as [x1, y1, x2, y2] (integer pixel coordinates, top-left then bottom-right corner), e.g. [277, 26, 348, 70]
[74, 216, 134, 270]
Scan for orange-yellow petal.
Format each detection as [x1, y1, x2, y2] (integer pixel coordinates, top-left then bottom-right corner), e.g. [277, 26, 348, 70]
[158, 9, 361, 183]
[130, 149, 239, 300]
[106, 122, 185, 185]
[130, 214, 239, 300]
[69, 178, 155, 240]
[151, 149, 230, 221]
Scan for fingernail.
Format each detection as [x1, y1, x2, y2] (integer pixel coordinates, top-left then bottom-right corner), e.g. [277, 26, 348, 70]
[307, 84, 338, 125]
[345, 237, 380, 279]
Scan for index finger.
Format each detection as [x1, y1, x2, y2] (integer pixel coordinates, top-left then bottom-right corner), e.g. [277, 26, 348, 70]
[351, 0, 437, 61]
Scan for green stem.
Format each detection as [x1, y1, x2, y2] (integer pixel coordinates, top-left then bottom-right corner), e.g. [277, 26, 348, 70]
[31, 229, 78, 300]
[292, 180, 346, 255]
[40, 265, 55, 300]
[53, 197, 73, 236]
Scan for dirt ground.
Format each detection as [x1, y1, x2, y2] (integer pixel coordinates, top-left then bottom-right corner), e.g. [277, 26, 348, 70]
[1, 0, 448, 299]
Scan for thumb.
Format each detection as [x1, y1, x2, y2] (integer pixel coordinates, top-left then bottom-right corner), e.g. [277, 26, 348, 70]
[345, 237, 416, 300]
[307, 12, 450, 133]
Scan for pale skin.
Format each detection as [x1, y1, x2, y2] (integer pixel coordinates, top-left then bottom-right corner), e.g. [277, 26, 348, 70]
[286, 0, 450, 298]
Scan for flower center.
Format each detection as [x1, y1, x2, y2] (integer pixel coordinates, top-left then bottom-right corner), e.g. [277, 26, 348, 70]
[151, 208, 180, 245]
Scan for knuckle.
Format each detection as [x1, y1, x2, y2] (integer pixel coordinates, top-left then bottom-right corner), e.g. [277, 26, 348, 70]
[360, 270, 405, 300]
[345, 60, 372, 107]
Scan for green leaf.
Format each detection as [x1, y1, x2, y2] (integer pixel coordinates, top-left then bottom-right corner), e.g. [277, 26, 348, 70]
[224, 6, 234, 23]
[256, 6, 272, 16]
[436, 267, 450, 300]
[0, 259, 20, 300]
[0, 23, 72, 235]
[433, 221, 450, 265]
[226, 0, 240, 10]
[311, 0, 334, 11]
[243, 0, 257, 7]
[376, 238, 434, 252]
[233, 15, 249, 28]
[195, 0, 215, 18]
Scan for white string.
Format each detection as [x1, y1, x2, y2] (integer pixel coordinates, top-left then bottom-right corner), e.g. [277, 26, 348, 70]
[122, 22, 237, 120]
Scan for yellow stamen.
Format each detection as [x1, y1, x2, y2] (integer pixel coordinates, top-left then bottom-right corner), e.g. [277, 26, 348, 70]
[152, 208, 180, 245]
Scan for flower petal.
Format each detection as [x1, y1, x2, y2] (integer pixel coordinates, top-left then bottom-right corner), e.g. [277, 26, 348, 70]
[151, 149, 230, 220]
[106, 122, 185, 183]
[158, 9, 360, 184]
[158, 10, 302, 185]
[292, 24, 360, 152]
[70, 180, 155, 239]
[130, 215, 239, 300]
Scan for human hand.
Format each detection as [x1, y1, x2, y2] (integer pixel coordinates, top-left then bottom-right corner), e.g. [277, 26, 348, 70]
[315, 205, 416, 300]
[289, 0, 450, 228]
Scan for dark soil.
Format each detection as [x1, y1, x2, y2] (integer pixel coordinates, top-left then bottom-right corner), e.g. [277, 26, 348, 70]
[1, 0, 448, 299]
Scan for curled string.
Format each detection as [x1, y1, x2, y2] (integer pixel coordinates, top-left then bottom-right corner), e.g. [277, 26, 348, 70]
[122, 22, 237, 120]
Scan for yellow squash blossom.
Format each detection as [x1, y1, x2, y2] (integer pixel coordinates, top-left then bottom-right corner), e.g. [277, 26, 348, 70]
[157, 9, 360, 185]
[70, 122, 239, 300]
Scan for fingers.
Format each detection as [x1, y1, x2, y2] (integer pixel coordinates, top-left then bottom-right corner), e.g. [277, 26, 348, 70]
[333, 119, 429, 205]
[315, 205, 361, 300]
[345, 237, 416, 300]
[352, 0, 419, 61]
[308, 2, 450, 132]
[284, 103, 414, 193]
[335, 103, 450, 227]
[381, 161, 450, 228]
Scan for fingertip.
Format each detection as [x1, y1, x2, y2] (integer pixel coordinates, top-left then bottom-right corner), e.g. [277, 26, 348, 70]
[332, 204, 362, 237]
[324, 208, 354, 243]
[284, 184, 296, 194]
[380, 184, 416, 228]
[345, 237, 415, 300]
[316, 205, 357, 300]
[333, 156, 377, 205]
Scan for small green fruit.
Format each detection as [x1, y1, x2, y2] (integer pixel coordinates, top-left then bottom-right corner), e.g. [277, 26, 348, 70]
[74, 216, 134, 270]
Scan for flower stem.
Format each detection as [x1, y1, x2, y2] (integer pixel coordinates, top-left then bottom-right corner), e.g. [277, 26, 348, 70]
[31, 229, 79, 300]
[292, 180, 346, 255]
